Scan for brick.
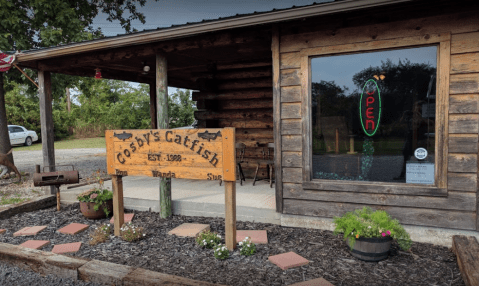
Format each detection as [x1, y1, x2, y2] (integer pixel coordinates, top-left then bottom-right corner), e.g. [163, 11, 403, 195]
[57, 223, 89, 235]
[13, 226, 47, 237]
[268, 252, 310, 270]
[19, 240, 50, 250]
[237, 230, 268, 244]
[110, 213, 135, 224]
[52, 242, 82, 254]
[290, 277, 335, 286]
[168, 223, 210, 237]
[79, 259, 135, 285]
[0, 229, 6, 234]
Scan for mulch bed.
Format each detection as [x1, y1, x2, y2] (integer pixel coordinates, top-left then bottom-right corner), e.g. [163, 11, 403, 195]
[0, 204, 465, 286]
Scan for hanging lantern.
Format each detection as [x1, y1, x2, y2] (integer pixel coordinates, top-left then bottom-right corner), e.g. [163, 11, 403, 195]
[95, 68, 102, 79]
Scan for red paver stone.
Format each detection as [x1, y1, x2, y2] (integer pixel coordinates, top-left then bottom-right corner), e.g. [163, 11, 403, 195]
[0, 229, 6, 234]
[110, 213, 135, 224]
[268, 252, 310, 270]
[236, 230, 268, 244]
[13, 226, 47, 237]
[57, 223, 89, 235]
[19, 240, 50, 250]
[290, 277, 334, 286]
[168, 223, 210, 237]
[51, 242, 82, 254]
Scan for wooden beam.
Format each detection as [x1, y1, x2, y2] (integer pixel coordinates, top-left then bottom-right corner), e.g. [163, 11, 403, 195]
[112, 175, 125, 236]
[149, 82, 157, 129]
[452, 235, 479, 286]
[192, 88, 272, 101]
[272, 25, 283, 213]
[156, 54, 172, 218]
[38, 68, 55, 195]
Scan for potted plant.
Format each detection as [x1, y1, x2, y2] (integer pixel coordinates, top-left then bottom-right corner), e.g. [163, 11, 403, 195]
[77, 178, 113, 219]
[333, 207, 412, 262]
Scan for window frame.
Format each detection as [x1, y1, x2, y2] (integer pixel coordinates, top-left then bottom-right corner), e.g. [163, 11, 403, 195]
[300, 34, 450, 195]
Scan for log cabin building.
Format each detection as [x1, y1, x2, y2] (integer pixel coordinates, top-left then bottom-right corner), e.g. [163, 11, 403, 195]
[14, 0, 479, 243]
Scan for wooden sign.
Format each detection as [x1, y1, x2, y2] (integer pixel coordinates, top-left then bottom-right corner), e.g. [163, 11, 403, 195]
[106, 128, 236, 182]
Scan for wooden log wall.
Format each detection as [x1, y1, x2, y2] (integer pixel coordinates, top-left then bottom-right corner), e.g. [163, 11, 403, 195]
[193, 65, 273, 178]
[278, 7, 479, 230]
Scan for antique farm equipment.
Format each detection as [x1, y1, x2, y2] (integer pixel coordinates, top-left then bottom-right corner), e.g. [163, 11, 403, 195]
[33, 165, 80, 211]
[348, 236, 392, 262]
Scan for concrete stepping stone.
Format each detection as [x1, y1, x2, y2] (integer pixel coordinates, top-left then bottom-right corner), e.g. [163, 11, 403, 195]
[268, 252, 310, 270]
[110, 213, 134, 224]
[52, 242, 82, 254]
[19, 240, 50, 250]
[57, 223, 89, 235]
[168, 223, 210, 237]
[0, 229, 6, 234]
[236, 230, 268, 244]
[13, 226, 47, 237]
[290, 277, 334, 286]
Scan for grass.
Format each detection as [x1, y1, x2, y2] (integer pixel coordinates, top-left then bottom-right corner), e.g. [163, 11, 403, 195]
[0, 196, 28, 205]
[12, 137, 106, 151]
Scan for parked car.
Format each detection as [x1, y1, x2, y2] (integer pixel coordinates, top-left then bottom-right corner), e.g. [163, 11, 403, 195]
[8, 125, 38, 146]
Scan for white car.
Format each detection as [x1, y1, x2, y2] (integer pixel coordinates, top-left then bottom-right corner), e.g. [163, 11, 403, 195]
[8, 125, 38, 146]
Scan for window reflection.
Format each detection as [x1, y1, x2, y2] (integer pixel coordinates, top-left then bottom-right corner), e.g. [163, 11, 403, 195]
[311, 47, 437, 183]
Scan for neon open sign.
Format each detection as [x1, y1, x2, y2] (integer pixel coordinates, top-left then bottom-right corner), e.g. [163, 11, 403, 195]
[359, 79, 381, 136]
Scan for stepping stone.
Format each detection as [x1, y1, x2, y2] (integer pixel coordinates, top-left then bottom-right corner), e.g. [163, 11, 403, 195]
[13, 226, 47, 237]
[19, 240, 50, 250]
[268, 252, 310, 270]
[0, 229, 6, 234]
[110, 213, 135, 224]
[52, 242, 82, 254]
[290, 277, 334, 286]
[237, 230, 268, 244]
[168, 223, 210, 237]
[57, 223, 89, 235]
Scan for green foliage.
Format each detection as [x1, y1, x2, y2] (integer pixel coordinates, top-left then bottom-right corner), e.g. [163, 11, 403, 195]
[214, 244, 230, 260]
[196, 230, 222, 249]
[238, 237, 256, 256]
[333, 207, 412, 251]
[168, 89, 197, 128]
[77, 173, 113, 217]
[120, 222, 145, 242]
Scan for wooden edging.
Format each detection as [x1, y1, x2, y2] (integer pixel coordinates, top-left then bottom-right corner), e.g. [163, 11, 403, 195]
[0, 195, 56, 220]
[452, 235, 479, 286]
[0, 242, 225, 286]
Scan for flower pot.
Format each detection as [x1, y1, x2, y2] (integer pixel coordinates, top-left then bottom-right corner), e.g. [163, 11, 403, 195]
[348, 236, 392, 262]
[79, 200, 113, 219]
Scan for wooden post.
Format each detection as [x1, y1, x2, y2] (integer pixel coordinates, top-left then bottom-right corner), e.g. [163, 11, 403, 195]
[38, 68, 55, 195]
[56, 186, 61, 211]
[335, 128, 339, 154]
[272, 25, 283, 213]
[347, 135, 357, 154]
[112, 175, 125, 236]
[149, 82, 157, 129]
[225, 181, 236, 250]
[156, 54, 172, 218]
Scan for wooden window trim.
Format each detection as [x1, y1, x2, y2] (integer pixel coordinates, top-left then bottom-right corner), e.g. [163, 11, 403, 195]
[300, 33, 451, 194]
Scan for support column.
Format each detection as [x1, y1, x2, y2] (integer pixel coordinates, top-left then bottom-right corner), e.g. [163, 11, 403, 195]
[38, 68, 55, 194]
[156, 54, 172, 218]
[149, 81, 157, 129]
[0, 73, 14, 168]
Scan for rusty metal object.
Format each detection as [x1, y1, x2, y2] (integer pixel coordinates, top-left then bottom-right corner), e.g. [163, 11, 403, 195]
[33, 165, 80, 211]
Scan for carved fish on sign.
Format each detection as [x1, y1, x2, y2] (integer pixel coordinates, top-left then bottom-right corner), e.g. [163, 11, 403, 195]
[198, 130, 222, 141]
[114, 131, 133, 141]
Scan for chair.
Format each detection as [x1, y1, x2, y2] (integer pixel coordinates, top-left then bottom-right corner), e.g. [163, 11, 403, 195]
[219, 143, 246, 186]
[252, 143, 274, 188]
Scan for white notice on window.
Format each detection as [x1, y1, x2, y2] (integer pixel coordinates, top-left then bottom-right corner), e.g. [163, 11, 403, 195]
[406, 163, 435, 184]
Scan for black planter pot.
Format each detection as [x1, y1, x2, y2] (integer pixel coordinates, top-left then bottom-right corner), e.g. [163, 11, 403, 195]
[348, 236, 393, 262]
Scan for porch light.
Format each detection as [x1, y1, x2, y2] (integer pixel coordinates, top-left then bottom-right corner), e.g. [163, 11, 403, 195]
[142, 62, 150, 75]
[95, 68, 102, 79]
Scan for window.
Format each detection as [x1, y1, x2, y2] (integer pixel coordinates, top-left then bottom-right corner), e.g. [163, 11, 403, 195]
[311, 47, 437, 184]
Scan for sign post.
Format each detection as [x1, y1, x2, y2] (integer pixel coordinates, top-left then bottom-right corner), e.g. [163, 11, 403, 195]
[106, 128, 237, 249]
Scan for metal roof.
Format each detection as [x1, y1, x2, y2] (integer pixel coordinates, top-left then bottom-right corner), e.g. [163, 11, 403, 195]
[16, 0, 412, 62]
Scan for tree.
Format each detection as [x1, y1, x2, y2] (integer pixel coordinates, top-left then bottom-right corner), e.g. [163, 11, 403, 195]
[0, 0, 152, 169]
[167, 89, 197, 128]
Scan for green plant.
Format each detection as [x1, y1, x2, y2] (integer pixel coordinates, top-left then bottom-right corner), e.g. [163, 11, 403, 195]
[77, 172, 113, 216]
[120, 222, 145, 242]
[89, 223, 112, 245]
[238, 237, 256, 256]
[195, 230, 222, 249]
[333, 207, 412, 251]
[214, 244, 230, 260]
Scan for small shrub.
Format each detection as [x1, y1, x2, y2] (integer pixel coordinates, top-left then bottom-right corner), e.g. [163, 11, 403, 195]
[214, 244, 230, 260]
[89, 223, 112, 245]
[120, 222, 145, 242]
[238, 237, 256, 256]
[195, 230, 221, 249]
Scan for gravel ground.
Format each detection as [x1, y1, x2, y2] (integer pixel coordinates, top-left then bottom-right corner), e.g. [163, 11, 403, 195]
[0, 204, 465, 286]
[0, 261, 101, 286]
